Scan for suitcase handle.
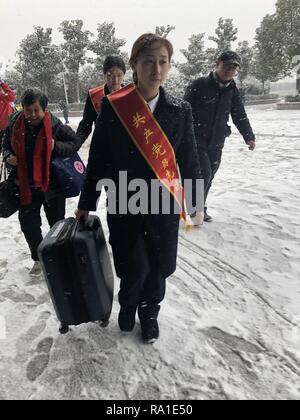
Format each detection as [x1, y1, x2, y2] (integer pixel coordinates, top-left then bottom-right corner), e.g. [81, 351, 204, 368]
[77, 216, 101, 232]
[76, 216, 106, 245]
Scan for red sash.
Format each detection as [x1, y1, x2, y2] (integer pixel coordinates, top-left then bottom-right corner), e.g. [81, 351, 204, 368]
[107, 84, 186, 220]
[11, 111, 53, 205]
[89, 85, 105, 114]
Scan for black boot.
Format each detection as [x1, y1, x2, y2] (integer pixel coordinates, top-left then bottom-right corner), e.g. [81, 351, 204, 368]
[204, 210, 213, 222]
[138, 303, 160, 343]
[118, 306, 136, 332]
[140, 318, 159, 343]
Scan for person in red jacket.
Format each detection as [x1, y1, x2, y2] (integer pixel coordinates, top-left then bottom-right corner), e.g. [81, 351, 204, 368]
[0, 80, 16, 152]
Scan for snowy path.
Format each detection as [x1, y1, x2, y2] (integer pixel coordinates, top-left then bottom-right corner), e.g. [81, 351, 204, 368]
[0, 106, 299, 400]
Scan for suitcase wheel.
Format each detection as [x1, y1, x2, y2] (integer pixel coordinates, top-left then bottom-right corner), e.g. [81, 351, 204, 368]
[100, 317, 110, 328]
[59, 324, 69, 334]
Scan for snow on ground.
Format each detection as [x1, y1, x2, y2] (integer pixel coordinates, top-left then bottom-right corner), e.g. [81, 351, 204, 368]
[0, 105, 299, 400]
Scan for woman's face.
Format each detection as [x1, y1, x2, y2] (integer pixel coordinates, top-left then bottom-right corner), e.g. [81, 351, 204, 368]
[23, 101, 45, 126]
[133, 43, 171, 92]
[104, 66, 125, 92]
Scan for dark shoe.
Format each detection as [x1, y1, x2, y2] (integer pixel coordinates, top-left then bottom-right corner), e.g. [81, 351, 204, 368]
[204, 211, 213, 222]
[118, 307, 136, 332]
[140, 317, 159, 344]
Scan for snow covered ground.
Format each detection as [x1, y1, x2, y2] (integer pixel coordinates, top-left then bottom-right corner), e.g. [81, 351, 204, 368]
[0, 105, 299, 400]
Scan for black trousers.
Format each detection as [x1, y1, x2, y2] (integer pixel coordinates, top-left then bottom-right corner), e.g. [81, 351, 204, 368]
[117, 228, 166, 319]
[198, 147, 223, 208]
[63, 111, 69, 124]
[18, 190, 66, 261]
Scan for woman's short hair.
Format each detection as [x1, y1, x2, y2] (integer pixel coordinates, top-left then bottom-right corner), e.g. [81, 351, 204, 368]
[103, 55, 126, 75]
[21, 88, 48, 111]
[129, 33, 174, 68]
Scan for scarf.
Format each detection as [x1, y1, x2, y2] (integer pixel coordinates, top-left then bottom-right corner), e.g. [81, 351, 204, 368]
[11, 111, 53, 205]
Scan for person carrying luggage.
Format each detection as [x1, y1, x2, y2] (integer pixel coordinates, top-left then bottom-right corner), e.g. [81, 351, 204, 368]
[2, 88, 81, 275]
[76, 33, 202, 344]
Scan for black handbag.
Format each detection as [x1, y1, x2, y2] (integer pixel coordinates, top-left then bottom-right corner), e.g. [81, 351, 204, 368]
[0, 161, 20, 218]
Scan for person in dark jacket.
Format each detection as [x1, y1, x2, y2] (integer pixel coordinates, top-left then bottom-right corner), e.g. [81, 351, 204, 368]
[58, 99, 69, 124]
[2, 88, 81, 275]
[184, 51, 255, 222]
[76, 34, 202, 343]
[76, 55, 126, 145]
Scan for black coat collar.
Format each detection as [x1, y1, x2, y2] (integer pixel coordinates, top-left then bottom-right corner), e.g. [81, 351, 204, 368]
[156, 86, 183, 111]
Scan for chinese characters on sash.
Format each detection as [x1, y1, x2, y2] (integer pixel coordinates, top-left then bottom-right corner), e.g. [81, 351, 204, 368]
[108, 84, 186, 220]
[132, 111, 181, 194]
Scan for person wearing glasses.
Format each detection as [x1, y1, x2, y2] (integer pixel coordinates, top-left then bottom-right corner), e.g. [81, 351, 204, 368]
[184, 51, 255, 223]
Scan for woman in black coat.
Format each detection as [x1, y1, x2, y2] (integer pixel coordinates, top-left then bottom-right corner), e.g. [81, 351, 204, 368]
[76, 55, 126, 146]
[76, 34, 202, 343]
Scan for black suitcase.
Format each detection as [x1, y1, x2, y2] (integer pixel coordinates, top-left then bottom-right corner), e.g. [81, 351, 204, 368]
[38, 216, 114, 334]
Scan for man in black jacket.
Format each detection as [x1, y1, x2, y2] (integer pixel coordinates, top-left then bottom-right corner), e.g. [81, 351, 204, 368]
[184, 51, 255, 222]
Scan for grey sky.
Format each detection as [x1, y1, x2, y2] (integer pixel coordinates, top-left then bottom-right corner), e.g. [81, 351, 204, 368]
[0, 0, 276, 67]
